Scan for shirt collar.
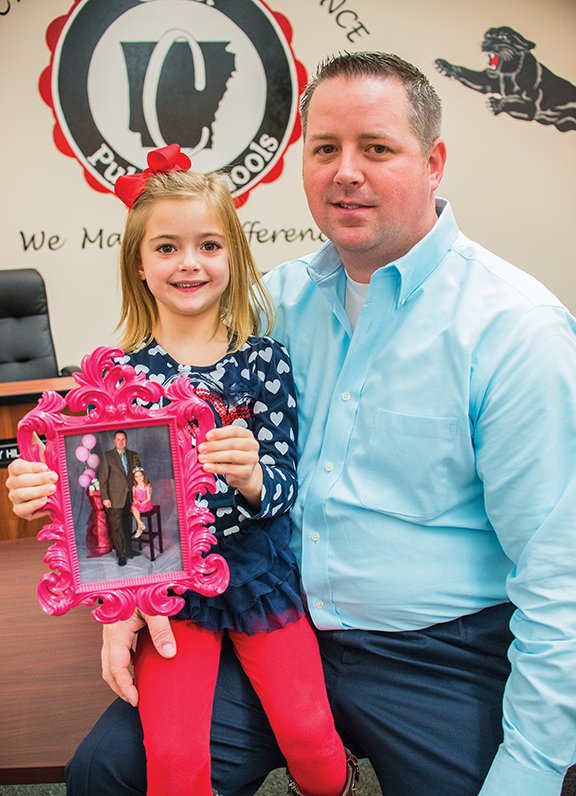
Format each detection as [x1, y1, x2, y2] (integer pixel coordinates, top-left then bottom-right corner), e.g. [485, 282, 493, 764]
[307, 198, 459, 307]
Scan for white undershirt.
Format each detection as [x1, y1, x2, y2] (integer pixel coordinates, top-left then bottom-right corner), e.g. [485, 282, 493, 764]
[345, 274, 370, 331]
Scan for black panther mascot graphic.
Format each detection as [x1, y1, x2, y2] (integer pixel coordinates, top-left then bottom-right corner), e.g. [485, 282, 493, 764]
[436, 27, 576, 132]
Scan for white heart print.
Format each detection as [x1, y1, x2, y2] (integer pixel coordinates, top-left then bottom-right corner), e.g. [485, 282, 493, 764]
[265, 379, 281, 394]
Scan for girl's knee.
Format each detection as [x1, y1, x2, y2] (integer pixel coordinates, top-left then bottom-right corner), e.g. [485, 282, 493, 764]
[144, 734, 211, 793]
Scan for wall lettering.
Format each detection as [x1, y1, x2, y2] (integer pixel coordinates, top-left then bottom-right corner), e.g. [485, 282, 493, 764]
[242, 220, 325, 246]
[19, 230, 66, 251]
[224, 135, 280, 191]
[18, 224, 323, 251]
[319, 0, 370, 42]
[81, 228, 121, 250]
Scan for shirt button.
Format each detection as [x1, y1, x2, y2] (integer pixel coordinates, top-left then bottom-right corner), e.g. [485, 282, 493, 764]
[311, 532, 320, 542]
[315, 600, 324, 609]
[341, 391, 351, 401]
[325, 462, 334, 472]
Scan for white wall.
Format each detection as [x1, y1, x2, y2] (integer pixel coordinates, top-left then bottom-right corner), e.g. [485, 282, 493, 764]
[1, 0, 574, 367]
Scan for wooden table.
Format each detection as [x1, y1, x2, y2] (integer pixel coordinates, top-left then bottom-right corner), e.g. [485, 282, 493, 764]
[0, 536, 114, 784]
[0, 377, 76, 541]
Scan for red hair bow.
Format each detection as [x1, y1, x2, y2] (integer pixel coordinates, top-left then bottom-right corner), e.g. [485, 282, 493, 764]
[114, 144, 192, 208]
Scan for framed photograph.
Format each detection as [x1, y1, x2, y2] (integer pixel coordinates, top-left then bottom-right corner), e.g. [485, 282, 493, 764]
[17, 346, 229, 623]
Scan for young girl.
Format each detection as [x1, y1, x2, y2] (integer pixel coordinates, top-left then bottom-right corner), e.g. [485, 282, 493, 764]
[9, 144, 358, 796]
[130, 466, 152, 538]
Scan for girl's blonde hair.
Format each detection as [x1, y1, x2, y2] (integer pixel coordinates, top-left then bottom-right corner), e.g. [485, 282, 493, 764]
[117, 170, 275, 352]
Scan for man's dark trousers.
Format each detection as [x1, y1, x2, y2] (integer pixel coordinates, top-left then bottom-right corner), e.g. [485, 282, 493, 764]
[106, 494, 133, 560]
[65, 602, 514, 796]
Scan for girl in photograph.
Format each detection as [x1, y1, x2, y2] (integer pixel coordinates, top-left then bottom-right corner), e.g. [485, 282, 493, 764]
[130, 466, 153, 538]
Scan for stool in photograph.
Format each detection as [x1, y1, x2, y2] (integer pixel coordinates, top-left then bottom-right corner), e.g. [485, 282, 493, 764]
[138, 505, 163, 561]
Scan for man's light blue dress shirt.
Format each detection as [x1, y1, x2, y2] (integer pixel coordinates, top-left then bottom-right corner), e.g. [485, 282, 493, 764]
[264, 199, 576, 796]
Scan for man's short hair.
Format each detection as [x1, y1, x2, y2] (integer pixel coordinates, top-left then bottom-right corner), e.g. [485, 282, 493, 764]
[300, 51, 442, 154]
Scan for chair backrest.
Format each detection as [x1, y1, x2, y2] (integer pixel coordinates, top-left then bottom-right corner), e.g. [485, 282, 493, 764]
[0, 268, 60, 382]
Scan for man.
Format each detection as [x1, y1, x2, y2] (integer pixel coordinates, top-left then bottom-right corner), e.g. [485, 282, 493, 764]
[9, 53, 576, 795]
[98, 429, 142, 566]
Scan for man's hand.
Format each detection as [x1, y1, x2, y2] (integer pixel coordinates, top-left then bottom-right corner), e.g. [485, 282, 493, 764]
[6, 451, 57, 521]
[102, 613, 176, 706]
[198, 426, 263, 508]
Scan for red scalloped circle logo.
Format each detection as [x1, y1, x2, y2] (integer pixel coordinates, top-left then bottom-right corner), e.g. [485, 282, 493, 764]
[39, 0, 307, 207]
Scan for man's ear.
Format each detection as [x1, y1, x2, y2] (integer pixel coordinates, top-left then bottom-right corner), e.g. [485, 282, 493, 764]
[428, 138, 447, 192]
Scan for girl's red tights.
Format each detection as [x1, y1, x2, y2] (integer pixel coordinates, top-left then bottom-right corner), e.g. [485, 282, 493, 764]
[135, 616, 347, 796]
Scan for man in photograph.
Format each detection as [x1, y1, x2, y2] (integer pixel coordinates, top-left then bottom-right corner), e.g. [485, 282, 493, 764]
[99, 430, 142, 566]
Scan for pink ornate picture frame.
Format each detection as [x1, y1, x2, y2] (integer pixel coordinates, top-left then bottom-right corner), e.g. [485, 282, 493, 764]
[17, 346, 230, 623]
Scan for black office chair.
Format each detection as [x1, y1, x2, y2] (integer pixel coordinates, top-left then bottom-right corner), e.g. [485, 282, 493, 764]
[0, 268, 78, 382]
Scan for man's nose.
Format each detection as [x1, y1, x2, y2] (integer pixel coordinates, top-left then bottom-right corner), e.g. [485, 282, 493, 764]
[334, 151, 364, 185]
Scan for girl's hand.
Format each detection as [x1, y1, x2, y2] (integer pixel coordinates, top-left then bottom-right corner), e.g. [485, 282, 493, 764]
[198, 426, 263, 508]
[6, 455, 58, 521]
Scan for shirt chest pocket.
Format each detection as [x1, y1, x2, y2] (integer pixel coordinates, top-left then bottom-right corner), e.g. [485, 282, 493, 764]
[356, 409, 462, 520]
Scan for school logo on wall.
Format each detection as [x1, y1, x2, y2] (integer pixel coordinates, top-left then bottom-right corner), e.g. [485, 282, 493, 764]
[39, 0, 307, 205]
[436, 27, 576, 133]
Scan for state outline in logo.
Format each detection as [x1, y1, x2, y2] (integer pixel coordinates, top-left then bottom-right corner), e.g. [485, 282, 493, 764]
[39, 0, 308, 206]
